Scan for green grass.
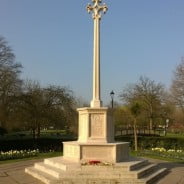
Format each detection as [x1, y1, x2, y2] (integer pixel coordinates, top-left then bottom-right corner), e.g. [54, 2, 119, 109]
[131, 150, 184, 164]
[1, 150, 183, 165]
[0, 152, 62, 165]
[166, 132, 184, 138]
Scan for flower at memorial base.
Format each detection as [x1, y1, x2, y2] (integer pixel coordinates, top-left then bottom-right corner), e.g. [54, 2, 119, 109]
[89, 160, 101, 165]
[103, 161, 113, 166]
[81, 160, 114, 166]
[81, 161, 88, 166]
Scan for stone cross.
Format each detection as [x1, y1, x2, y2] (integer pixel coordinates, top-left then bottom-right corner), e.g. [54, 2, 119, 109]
[86, 0, 108, 108]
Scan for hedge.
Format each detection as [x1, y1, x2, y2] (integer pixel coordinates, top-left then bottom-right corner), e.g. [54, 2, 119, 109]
[115, 136, 184, 150]
[0, 137, 76, 152]
[1, 136, 183, 152]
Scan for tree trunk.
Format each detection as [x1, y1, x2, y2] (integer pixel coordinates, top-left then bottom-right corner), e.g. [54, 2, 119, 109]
[0, 120, 6, 129]
[149, 118, 153, 130]
[126, 126, 128, 135]
[133, 118, 138, 151]
[37, 122, 41, 138]
[32, 128, 36, 139]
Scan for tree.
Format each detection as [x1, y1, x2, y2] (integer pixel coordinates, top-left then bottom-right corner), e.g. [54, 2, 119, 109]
[171, 58, 184, 113]
[114, 103, 141, 151]
[169, 108, 184, 133]
[18, 80, 76, 138]
[129, 102, 141, 151]
[114, 106, 132, 135]
[0, 36, 22, 130]
[42, 85, 77, 132]
[120, 76, 165, 132]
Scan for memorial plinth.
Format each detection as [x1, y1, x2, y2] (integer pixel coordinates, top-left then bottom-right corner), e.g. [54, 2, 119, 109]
[63, 107, 129, 163]
[77, 107, 113, 143]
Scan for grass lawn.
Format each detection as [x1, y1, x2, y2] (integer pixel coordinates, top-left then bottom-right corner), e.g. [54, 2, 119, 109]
[131, 150, 184, 164]
[166, 132, 184, 138]
[0, 152, 62, 165]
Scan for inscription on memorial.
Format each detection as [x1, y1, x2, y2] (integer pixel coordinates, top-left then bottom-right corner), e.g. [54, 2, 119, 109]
[90, 114, 104, 137]
[82, 146, 112, 160]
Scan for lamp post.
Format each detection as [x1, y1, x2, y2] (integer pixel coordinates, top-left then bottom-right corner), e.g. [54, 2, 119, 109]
[110, 90, 115, 108]
[165, 119, 169, 136]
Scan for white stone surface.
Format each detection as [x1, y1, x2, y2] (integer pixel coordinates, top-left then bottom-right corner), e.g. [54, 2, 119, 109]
[87, 0, 107, 108]
[25, 157, 168, 184]
[62, 106, 130, 163]
[77, 107, 114, 143]
[63, 141, 129, 163]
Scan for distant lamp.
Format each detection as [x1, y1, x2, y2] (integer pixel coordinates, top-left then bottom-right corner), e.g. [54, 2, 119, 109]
[166, 119, 169, 127]
[110, 90, 115, 108]
[164, 118, 169, 136]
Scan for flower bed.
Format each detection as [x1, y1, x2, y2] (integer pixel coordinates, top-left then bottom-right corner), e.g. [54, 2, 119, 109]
[139, 147, 184, 161]
[0, 149, 39, 161]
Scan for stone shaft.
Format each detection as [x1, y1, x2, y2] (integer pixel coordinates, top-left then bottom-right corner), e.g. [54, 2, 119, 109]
[91, 17, 102, 108]
[87, 0, 108, 108]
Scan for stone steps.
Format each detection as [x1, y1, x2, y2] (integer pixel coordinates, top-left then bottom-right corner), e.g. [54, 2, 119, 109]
[25, 166, 167, 184]
[25, 156, 168, 184]
[35, 162, 65, 179]
[143, 168, 168, 184]
[135, 164, 157, 179]
[25, 167, 58, 184]
[128, 159, 149, 171]
[111, 159, 149, 172]
[44, 157, 81, 171]
[132, 164, 157, 179]
[44, 157, 149, 172]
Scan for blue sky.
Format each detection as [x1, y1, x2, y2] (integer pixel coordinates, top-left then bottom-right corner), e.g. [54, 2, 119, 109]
[0, 0, 184, 105]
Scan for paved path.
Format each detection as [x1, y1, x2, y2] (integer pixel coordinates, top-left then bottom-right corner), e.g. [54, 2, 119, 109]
[0, 159, 43, 184]
[0, 158, 184, 184]
[148, 158, 184, 184]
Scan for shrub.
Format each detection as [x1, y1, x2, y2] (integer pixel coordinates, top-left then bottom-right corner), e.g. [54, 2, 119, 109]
[0, 137, 76, 152]
[0, 127, 7, 136]
[115, 135, 184, 150]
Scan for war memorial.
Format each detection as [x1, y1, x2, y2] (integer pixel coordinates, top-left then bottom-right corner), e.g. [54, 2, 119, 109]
[25, 0, 167, 183]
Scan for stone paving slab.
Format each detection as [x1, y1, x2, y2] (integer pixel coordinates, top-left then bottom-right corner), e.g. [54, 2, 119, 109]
[0, 159, 44, 184]
[0, 158, 184, 184]
[145, 158, 184, 184]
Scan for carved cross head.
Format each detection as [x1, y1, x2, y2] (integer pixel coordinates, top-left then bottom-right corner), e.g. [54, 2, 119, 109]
[86, 0, 108, 19]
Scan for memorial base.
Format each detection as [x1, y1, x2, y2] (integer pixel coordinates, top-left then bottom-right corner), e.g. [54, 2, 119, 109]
[25, 156, 168, 184]
[63, 141, 129, 163]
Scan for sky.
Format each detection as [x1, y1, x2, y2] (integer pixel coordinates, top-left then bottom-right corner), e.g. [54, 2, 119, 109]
[0, 0, 184, 105]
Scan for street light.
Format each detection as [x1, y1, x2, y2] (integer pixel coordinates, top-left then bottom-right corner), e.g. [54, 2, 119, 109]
[165, 119, 169, 136]
[166, 119, 169, 127]
[110, 90, 115, 108]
